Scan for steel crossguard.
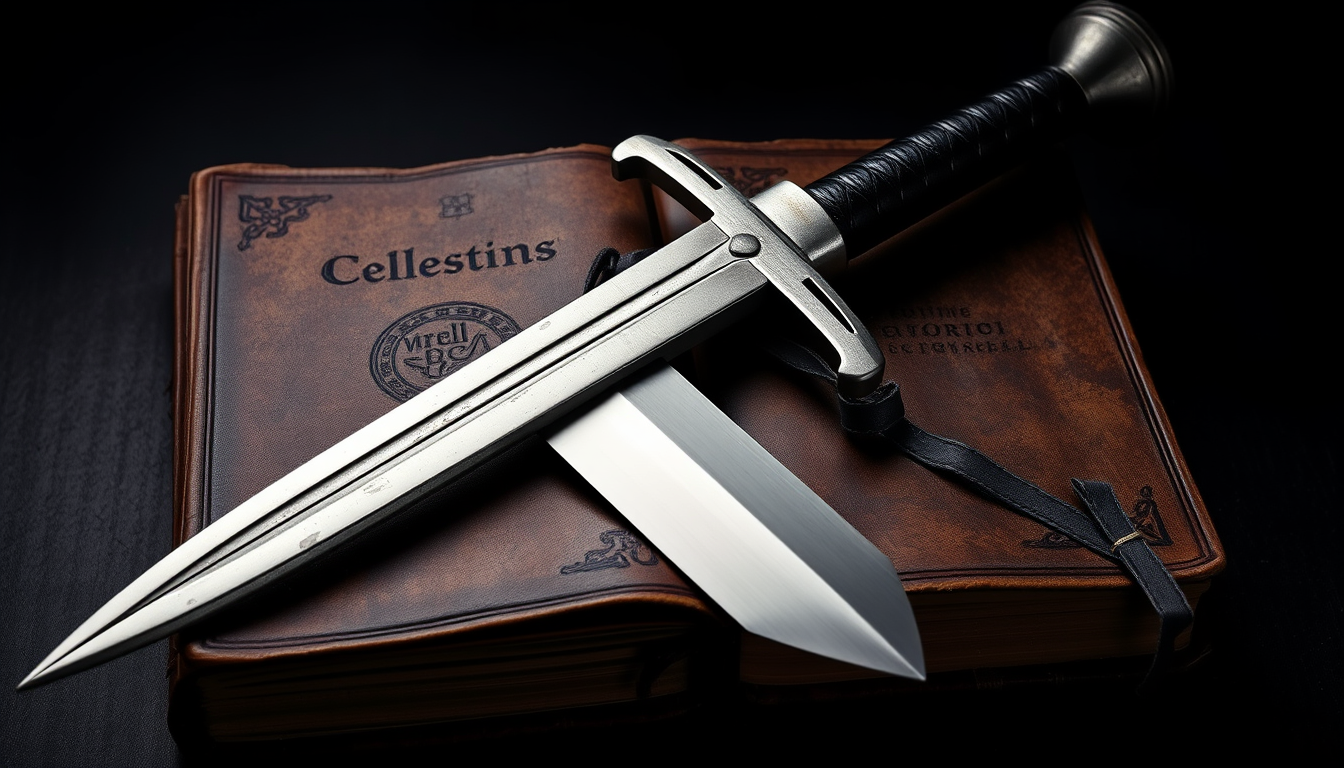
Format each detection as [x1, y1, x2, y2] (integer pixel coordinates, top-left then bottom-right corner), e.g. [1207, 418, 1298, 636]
[16, 137, 891, 693]
[612, 135, 884, 398]
[22, 1, 1172, 690]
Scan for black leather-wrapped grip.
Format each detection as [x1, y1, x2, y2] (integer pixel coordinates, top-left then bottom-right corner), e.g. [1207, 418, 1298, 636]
[805, 68, 1087, 258]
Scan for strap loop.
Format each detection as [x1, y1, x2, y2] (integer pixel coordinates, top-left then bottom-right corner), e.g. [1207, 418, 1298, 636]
[764, 332, 1193, 685]
[1111, 531, 1144, 552]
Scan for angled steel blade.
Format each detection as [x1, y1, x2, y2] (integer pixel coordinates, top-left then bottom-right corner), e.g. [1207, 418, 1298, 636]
[548, 363, 924, 680]
[20, 136, 884, 692]
[17, 224, 770, 691]
[23, 1, 1165, 688]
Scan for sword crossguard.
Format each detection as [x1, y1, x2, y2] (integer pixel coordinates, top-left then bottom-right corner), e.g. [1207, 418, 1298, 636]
[612, 135, 883, 399]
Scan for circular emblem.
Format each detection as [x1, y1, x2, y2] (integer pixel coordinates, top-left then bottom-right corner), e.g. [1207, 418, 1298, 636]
[370, 302, 522, 402]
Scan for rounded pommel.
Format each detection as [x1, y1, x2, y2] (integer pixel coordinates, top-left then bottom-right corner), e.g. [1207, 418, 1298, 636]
[1050, 2, 1173, 133]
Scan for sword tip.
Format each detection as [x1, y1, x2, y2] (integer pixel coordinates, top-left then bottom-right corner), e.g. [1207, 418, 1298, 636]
[16, 667, 47, 692]
[17, 638, 107, 692]
[17, 649, 105, 691]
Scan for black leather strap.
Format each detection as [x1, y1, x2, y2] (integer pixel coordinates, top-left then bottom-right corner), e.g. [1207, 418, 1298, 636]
[584, 246, 657, 293]
[585, 248, 1192, 683]
[804, 68, 1087, 257]
[763, 336, 1193, 683]
[1071, 478, 1194, 683]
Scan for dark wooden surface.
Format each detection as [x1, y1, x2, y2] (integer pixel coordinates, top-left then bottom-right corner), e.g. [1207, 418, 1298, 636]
[3, 3, 1335, 763]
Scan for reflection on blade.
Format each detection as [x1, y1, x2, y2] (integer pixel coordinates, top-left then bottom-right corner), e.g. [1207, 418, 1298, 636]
[18, 225, 766, 691]
[547, 363, 924, 680]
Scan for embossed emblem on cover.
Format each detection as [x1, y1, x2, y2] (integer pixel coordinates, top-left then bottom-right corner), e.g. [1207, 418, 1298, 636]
[370, 301, 521, 402]
[439, 193, 474, 219]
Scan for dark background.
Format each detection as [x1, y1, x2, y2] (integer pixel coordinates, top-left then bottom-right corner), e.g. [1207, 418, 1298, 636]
[3, 2, 1335, 763]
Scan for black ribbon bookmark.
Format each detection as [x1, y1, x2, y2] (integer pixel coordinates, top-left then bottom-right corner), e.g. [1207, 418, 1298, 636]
[585, 247, 1192, 687]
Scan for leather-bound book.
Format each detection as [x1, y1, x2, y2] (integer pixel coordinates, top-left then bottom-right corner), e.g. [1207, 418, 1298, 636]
[167, 139, 1223, 744]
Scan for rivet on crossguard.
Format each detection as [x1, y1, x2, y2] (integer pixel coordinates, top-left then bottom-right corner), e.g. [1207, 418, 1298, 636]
[728, 234, 761, 257]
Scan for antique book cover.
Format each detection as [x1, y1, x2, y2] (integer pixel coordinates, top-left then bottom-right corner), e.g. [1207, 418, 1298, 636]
[168, 139, 1224, 743]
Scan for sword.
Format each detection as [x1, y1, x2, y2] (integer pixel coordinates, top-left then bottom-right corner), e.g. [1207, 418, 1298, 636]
[19, 1, 1169, 690]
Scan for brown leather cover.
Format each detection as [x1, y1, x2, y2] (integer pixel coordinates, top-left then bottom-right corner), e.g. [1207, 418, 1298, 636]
[662, 139, 1223, 682]
[168, 140, 1223, 739]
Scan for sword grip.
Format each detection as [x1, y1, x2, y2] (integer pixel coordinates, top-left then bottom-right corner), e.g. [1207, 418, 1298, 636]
[804, 1, 1172, 259]
[805, 68, 1086, 258]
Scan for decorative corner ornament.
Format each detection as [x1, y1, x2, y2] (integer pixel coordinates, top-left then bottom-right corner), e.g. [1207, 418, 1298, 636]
[560, 530, 660, 574]
[237, 194, 332, 251]
[1022, 485, 1171, 549]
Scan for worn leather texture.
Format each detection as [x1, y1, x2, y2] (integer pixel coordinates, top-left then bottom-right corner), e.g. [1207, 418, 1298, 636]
[170, 148, 720, 741]
[170, 140, 1224, 734]
[804, 70, 1086, 256]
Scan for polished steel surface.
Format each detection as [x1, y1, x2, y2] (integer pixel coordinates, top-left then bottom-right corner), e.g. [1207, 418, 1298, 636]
[752, 180, 848, 277]
[21, 133, 883, 690]
[10, 5, 1325, 762]
[548, 363, 924, 679]
[25, 3, 1173, 689]
[612, 136, 882, 398]
[20, 224, 763, 688]
[1050, 0, 1173, 130]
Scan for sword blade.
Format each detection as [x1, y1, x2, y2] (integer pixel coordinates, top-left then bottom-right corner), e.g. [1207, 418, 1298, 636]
[22, 1, 1166, 691]
[19, 225, 770, 690]
[548, 363, 923, 679]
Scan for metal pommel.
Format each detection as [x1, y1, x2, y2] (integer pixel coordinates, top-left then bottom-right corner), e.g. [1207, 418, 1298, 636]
[1050, 1, 1173, 132]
